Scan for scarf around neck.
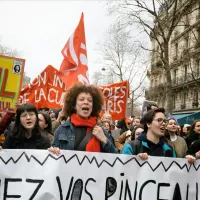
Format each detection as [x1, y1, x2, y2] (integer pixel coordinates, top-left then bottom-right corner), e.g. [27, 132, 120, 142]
[70, 114, 100, 152]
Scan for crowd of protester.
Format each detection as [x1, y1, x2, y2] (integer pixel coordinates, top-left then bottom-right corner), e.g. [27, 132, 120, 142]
[0, 82, 200, 166]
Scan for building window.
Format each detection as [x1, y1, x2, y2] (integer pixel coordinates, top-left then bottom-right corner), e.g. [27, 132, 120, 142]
[196, 27, 200, 48]
[181, 91, 187, 109]
[176, 93, 178, 101]
[183, 92, 187, 106]
[196, 60, 200, 77]
[173, 95, 176, 110]
[194, 91, 198, 102]
[175, 43, 178, 58]
[175, 43, 178, 57]
[185, 36, 189, 49]
[184, 65, 187, 81]
[196, 3, 200, 20]
[174, 69, 178, 83]
[193, 91, 199, 107]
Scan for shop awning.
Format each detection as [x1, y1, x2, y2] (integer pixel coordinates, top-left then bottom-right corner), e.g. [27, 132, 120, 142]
[173, 112, 200, 126]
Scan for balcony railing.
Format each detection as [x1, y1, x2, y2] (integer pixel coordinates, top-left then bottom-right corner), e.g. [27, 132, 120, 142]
[192, 101, 199, 108]
[172, 73, 200, 87]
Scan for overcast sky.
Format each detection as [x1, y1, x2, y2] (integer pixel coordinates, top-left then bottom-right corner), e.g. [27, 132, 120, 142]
[0, 1, 115, 81]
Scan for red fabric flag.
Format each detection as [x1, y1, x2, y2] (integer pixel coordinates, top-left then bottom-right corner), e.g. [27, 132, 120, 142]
[58, 12, 89, 88]
[20, 65, 66, 109]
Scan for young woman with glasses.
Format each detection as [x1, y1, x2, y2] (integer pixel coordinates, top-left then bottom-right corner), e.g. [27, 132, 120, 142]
[121, 108, 176, 159]
[1, 104, 51, 149]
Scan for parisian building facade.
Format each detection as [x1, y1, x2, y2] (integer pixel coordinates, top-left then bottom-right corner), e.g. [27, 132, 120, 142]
[146, 0, 200, 115]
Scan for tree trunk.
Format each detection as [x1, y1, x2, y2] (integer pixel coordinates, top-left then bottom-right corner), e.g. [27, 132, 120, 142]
[164, 42, 173, 114]
[165, 69, 173, 114]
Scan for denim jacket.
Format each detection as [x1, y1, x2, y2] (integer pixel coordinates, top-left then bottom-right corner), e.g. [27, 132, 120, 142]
[52, 120, 118, 153]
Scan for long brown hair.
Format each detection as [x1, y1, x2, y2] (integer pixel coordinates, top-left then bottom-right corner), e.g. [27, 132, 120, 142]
[189, 120, 200, 135]
[131, 124, 144, 140]
[165, 118, 178, 139]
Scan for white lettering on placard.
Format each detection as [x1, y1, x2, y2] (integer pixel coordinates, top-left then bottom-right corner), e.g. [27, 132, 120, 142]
[117, 100, 124, 113]
[32, 88, 65, 105]
[60, 92, 66, 105]
[35, 88, 46, 102]
[48, 88, 56, 103]
[102, 99, 124, 114]
[19, 93, 30, 104]
[120, 86, 126, 98]
[28, 72, 46, 88]
[101, 86, 126, 113]
[54, 75, 64, 88]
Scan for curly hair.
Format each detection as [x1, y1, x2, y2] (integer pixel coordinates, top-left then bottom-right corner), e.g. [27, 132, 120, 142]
[63, 83, 104, 118]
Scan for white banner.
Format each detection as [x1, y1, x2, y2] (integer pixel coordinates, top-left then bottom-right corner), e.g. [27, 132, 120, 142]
[0, 150, 199, 200]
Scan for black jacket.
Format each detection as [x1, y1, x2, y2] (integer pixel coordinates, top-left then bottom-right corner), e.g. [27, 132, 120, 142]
[185, 132, 200, 148]
[187, 139, 200, 155]
[3, 132, 51, 149]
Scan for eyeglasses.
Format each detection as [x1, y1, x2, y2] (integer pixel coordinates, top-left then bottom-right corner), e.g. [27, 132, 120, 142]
[154, 118, 167, 124]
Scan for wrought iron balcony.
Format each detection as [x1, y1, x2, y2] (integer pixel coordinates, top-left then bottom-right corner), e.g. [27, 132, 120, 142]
[172, 73, 200, 87]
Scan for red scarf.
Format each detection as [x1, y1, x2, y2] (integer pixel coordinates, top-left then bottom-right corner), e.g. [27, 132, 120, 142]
[70, 114, 100, 152]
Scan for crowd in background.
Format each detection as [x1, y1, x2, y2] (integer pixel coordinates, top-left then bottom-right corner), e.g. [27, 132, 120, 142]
[0, 83, 200, 165]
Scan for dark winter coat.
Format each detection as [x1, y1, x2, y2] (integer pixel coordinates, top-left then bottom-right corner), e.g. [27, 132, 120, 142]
[3, 132, 51, 149]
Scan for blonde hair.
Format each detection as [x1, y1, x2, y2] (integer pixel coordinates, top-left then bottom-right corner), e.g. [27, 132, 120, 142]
[101, 113, 112, 121]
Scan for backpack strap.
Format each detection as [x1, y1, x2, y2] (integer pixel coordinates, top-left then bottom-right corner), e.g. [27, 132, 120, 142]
[76, 129, 93, 151]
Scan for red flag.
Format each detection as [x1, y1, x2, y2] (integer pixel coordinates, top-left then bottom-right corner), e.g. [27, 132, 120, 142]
[58, 12, 89, 88]
[20, 65, 66, 109]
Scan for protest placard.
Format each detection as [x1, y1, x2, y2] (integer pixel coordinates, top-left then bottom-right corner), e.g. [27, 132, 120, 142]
[0, 55, 25, 112]
[0, 150, 199, 199]
[100, 80, 129, 120]
[20, 65, 66, 109]
[20, 70, 129, 120]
